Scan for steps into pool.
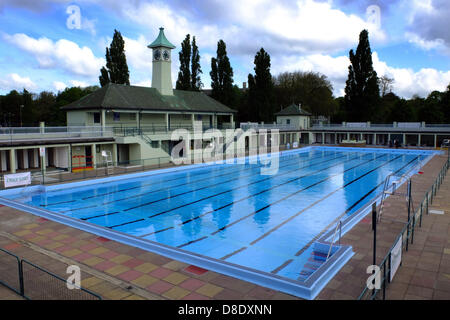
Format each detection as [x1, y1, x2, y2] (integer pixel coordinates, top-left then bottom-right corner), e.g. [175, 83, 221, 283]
[298, 249, 328, 281]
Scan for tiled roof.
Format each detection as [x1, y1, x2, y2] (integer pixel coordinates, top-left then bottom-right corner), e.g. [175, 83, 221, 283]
[148, 27, 176, 49]
[275, 104, 312, 116]
[61, 83, 237, 114]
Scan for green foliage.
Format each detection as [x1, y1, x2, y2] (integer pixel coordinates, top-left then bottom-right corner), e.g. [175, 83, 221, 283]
[247, 48, 274, 123]
[191, 36, 203, 91]
[210, 40, 235, 107]
[344, 29, 380, 121]
[273, 71, 337, 117]
[0, 86, 98, 126]
[176, 34, 203, 91]
[176, 34, 192, 90]
[99, 29, 130, 87]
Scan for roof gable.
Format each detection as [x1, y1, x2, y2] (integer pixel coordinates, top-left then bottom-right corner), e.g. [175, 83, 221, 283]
[275, 104, 312, 116]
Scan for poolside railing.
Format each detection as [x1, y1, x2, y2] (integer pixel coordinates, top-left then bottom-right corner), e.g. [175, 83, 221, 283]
[0, 247, 101, 300]
[0, 145, 290, 189]
[0, 126, 114, 144]
[357, 154, 450, 300]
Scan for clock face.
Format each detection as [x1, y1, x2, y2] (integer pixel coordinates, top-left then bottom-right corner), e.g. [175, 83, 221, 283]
[153, 49, 161, 61]
[163, 50, 170, 61]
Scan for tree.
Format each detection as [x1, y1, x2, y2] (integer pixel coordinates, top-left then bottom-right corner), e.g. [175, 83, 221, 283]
[379, 75, 394, 97]
[176, 34, 192, 90]
[210, 40, 235, 106]
[247, 48, 274, 123]
[418, 91, 445, 123]
[99, 29, 130, 87]
[344, 29, 380, 121]
[190, 36, 203, 91]
[99, 67, 110, 87]
[273, 71, 337, 117]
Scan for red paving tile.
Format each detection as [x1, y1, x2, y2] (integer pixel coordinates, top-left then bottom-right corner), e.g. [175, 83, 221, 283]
[150, 267, 173, 279]
[123, 258, 145, 268]
[147, 280, 174, 294]
[98, 250, 119, 259]
[60, 236, 78, 244]
[47, 232, 60, 238]
[80, 243, 99, 252]
[37, 217, 49, 223]
[72, 252, 94, 262]
[23, 233, 38, 240]
[35, 239, 53, 246]
[184, 265, 208, 275]
[95, 237, 111, 243]
[180, 278, 206, 291]
[54, 245, 73, 253]
[117, 270, 144, 282]
[2, 242, 21, 251]
[94, 260, 116, 271]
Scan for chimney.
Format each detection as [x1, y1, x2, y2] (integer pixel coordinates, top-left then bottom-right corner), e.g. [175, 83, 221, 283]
[243, 82, 247, 90]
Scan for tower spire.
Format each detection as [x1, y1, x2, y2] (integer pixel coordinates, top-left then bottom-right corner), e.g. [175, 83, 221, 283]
[148, 27, 175, 95]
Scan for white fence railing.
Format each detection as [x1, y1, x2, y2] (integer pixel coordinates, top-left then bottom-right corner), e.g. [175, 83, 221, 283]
[0, 126, 114, 143]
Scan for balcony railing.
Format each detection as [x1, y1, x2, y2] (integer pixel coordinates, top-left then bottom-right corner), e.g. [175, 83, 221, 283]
[311, 122, 450, 132]
[113, 123, 235, 136]
[240, 123, 300, 131]
[0, 126, 114, 144]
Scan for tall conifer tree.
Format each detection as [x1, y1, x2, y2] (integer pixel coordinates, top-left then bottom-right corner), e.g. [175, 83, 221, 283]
[344, 29, 380, 121]
[99, 29, 130, 87]
[210, 40, 234, 106]
[190, 36, 203, 91]
[247, 48, 274, 123]
[176, 34, 192, 90]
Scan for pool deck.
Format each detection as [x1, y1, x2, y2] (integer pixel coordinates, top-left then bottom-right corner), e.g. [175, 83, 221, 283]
[0, 149, 449, 300]
[0, 207, 297, 300]
[317, 153, 450, 300]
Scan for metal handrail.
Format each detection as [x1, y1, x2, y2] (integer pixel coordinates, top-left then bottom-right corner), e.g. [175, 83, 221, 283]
[358, 156, 449, 300]
[326, 220, 342, 260]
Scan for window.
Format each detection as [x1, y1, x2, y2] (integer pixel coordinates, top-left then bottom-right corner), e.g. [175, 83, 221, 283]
[196, 115, 202, 121]
[151, 141, 159, 148]
[113, 112, 120, 122]
[286, 119, 291, 125]
[129, 113, 136, 121]
[93, 113, 100, 124]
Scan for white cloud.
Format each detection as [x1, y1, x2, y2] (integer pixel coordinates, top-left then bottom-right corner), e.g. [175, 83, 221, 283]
[53, 81, 67, 91]
[272, 51, 450, 98]
[4, 33, 104, 77]
[373, 52, 450, 98]
[405, 32, 446, 52]
[70, 80, 88, 87]
[0, 73, 37, 91]
[114, 0, 386, 56]
[123, 35, 153, 70]
[131, 79, 151, 87]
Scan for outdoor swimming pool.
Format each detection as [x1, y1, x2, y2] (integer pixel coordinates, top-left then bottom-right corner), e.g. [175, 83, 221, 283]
[0, 146, 439, 299]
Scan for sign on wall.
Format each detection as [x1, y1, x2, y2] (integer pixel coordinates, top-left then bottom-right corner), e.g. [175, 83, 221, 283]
[39, 147, 45, 157]
[4, 172, 31, 188]
[390, 235, 402, 282]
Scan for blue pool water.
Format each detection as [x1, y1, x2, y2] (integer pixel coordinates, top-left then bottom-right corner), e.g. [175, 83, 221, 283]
[0, 147, 436, 297]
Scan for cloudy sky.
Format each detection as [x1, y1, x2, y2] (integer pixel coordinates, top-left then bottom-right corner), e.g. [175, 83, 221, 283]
[0, 0, 449, 98]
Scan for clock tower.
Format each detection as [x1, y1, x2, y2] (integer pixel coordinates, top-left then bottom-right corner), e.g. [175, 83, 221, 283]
[148, 27, 176, 96]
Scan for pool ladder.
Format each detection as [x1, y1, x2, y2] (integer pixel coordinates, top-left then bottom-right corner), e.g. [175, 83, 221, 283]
[377, 157, 423, 223]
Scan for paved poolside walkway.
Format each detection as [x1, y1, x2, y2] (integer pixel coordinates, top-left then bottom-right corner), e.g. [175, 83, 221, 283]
[0, 205, 297, 300]
[0, 151, 448, 300]
[317, 153, 450, 300]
